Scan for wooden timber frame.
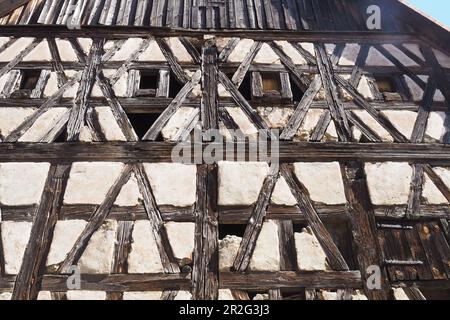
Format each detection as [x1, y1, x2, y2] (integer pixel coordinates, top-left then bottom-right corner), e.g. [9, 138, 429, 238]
[0, 2, 450, 301]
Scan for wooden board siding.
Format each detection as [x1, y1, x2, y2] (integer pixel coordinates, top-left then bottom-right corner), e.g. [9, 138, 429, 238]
[0, 0, 417, 33]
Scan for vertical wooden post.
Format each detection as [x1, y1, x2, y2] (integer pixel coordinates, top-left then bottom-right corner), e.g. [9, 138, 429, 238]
[340, 161, 391, 300]
[201, 39, 219, 140]
[12, 164, 71, 300]
[192, 164, 219, 300]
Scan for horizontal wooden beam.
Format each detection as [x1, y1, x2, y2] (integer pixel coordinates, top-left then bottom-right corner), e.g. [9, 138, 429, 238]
[2, 204, 448, 223]
[0, 26, 421, 42]
[4, 62, 448, 79]
[0, 98, 448, 113]
[0, 271, 362, 292]
[0, 273, 191, 292]
[0, 142, 449, 163]
[220, 271, 363, 290]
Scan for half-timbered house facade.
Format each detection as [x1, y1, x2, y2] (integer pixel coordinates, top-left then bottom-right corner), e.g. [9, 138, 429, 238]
[0, 0, 449, 300]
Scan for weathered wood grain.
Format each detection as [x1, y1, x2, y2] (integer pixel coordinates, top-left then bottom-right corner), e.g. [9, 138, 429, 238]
[12, 164, 71, 300]
[192, 164, 219, 300]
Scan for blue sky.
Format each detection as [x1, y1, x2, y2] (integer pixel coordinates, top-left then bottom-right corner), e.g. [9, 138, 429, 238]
[407, 0, 450, 28]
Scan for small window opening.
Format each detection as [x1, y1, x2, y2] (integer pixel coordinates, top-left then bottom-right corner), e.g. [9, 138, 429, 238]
[262, 73, 281, 93]
[136, 71, 159, 97]
[239, 74, 252, 100]
[290, 75, 304, 102]
[20, 70, 41, 90]
[219, 224, 247, 240]
[374, 75, 404, 101]
[127, 113, 162, 140]
[140, 72, 158, 90]
[169, 74, 184, 98]
[10, 69, 42, 98]
[375, 76, 396, 93]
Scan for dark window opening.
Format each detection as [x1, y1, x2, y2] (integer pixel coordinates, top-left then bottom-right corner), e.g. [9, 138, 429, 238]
[10, 69, 42, 98]
[169, 74, 184, 98]
[219, 224, 247, 240]
[139, 71, 159, 90]
[20, 70, 41, 90]
[136, 71, 159, 97]
[375, 76, 396, 93]
[289, 75, 304, 102]
[293, 223, 309, 234]
[262, 73, 281, 93]
[324, 220, 358, 270]
[127, 113, 162, 140]
[53, 130, 67, 143]
[374, 75, 405, 101]
[239, 74, 252, 101]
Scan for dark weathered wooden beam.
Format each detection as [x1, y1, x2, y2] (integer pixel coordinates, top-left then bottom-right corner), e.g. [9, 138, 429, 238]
[143, 70, 201, 141]
[346, 110, 383, 142]
[310, 110, 332, 142]
[47, 38, 68, 87]
[276, 219, 298, 271]
[156, 38, 189, 84]
[269, 41, 310, 91]
[423, 165, 450, 202]
[2, 96, 449, 112]
[406, 164, 425, 219]
[334, 75, 409, 143]
[411, 79, 437, 143]
[4, 202, 449, 224]
[220, 271, 363, 290]
[375, 44, 427, 91]
[0, 222, 4, 276]
[1, 142, 450, 163]
[421, 46, 450, 104]
[0, 26, 421, 42]
[96, 70, 139, 141]
[0, 271, 365, 292]
[67, 38, 104, 141]
[133, 163, 180, 273]
[57, 164, 134, 273]
[280, 75, 322, 140]
[233, 163, 280, 271]
[315, 43, 352, 142]
[340, 161, 391, 300]
[280, 163, 349, 270]
[192, 164, 219, 300]
[12, 164, 71, 300]
[0, 38, 40, 78]
[217, 70, 273, 136]
[201, 41, 219, 138]
[231, 41, 262, 88]
[108, 38, 153, 85]
[4, 73, 81, 142]
[111, 221, 134, 274]
[218, 38, 240, 62]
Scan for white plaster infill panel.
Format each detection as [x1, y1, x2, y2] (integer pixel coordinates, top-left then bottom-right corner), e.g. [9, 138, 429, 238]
[143, 163, 197, 207]
[1, 221, 32, 275]
[218, 161, 268, 206]
[365, 162, 412, 205]
[0, 162, 50, 206]
[293, 162, 346, 205]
